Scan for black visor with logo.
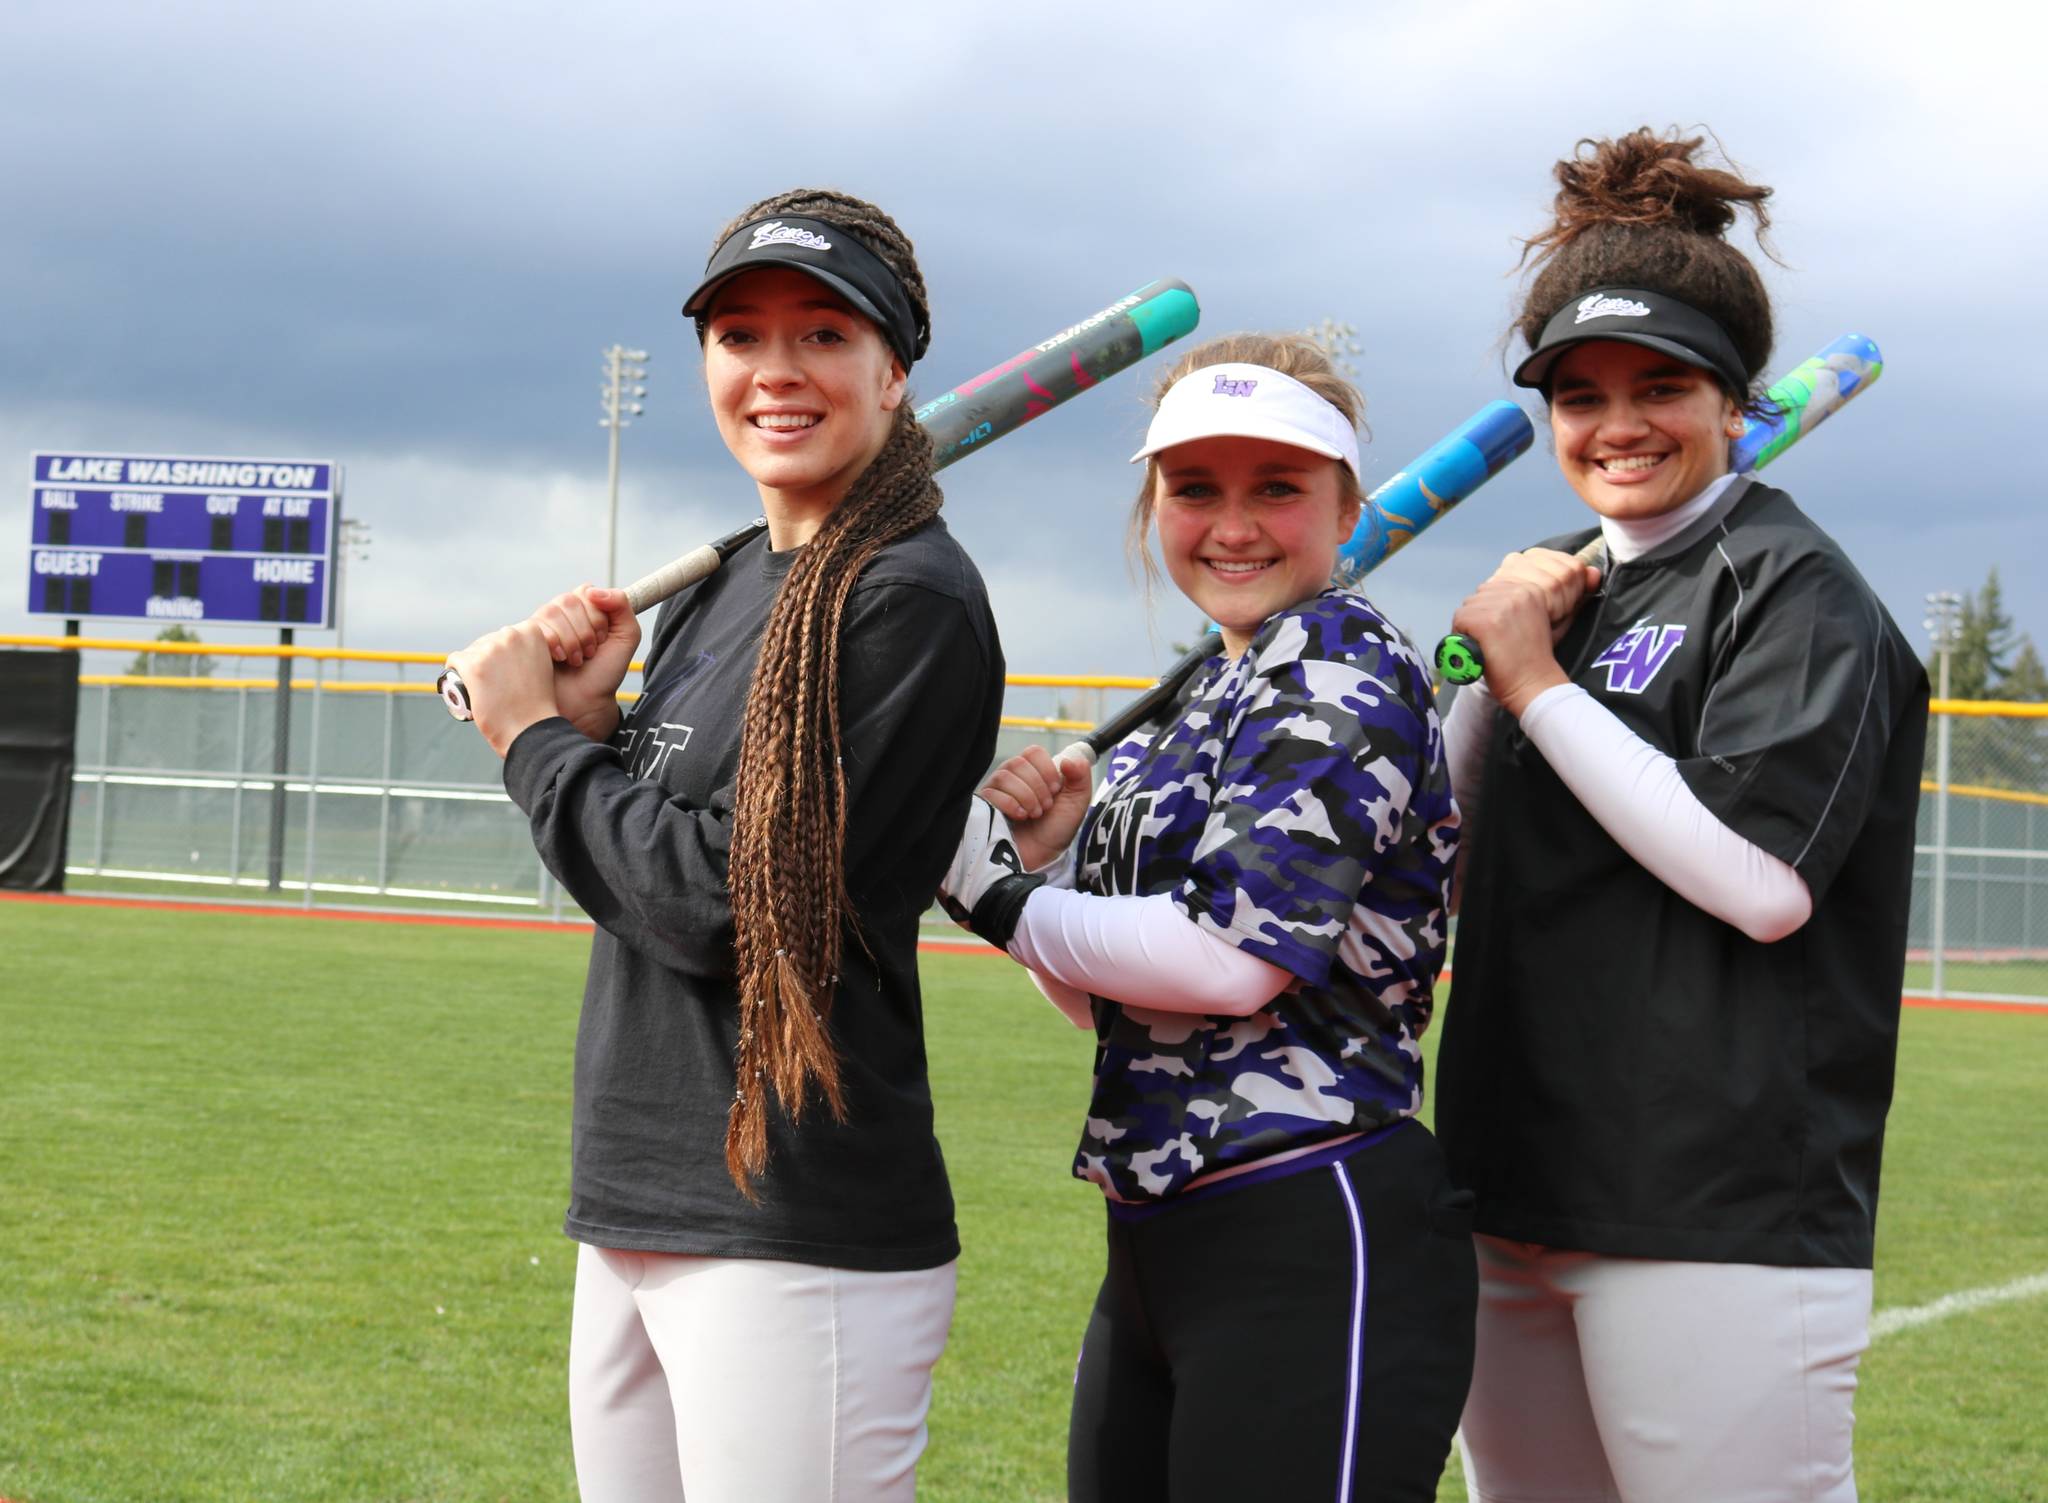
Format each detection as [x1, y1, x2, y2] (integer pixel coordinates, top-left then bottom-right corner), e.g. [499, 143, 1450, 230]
[1514, 286, 1750, 396]
[683, 215, 928, 369]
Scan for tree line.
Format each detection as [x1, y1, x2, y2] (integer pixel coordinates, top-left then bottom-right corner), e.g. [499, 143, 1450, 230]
[1929, 569, 2045, 793]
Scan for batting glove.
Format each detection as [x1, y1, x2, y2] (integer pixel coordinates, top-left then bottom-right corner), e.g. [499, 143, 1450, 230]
[938, 797, 1046, 949]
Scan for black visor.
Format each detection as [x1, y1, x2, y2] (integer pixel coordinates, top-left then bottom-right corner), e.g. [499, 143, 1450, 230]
[682, 214, 927, 369]
[1514, 287, 1749, 396]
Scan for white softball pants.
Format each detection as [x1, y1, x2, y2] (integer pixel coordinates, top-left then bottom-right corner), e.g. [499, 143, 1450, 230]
[1459, 1235, 1871, 1503]
[567, 1243, 957, 1503]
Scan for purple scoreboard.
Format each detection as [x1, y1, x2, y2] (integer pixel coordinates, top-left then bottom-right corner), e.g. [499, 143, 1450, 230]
[26, 450, 342, 628]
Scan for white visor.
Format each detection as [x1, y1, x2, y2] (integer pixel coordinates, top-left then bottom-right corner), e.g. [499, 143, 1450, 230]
[1130, 362, 1360, 477]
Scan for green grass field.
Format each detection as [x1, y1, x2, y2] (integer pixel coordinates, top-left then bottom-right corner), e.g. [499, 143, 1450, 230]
[1, 898, 2042, 1502]
[1900, 957, 2048, 1003]
[65, 871, 2048, 1006]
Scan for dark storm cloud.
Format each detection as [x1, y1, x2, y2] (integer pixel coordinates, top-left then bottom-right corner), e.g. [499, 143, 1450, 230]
[3, 1, 2042, 673]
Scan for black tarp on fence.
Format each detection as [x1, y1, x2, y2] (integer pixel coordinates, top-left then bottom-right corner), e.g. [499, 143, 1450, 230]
[0, 650, 80, 891]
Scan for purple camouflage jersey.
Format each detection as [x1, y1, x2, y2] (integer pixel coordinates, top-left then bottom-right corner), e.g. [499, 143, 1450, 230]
[1071, 589, 1458, 1201]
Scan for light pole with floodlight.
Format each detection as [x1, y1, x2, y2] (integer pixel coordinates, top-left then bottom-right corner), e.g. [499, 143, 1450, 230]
[334, 517, 372, 675]
[1923, 589, 1962, 996]
[600, 345, 649, 587]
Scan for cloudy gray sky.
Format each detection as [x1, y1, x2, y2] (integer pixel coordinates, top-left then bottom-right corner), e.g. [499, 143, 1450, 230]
[6, 0, 2043, 704]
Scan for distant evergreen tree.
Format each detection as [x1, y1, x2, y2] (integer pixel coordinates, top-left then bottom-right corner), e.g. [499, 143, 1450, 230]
[1939, 568, 2018, 699]
[1999, 639, 2047, 703]
[126, 624, 214, 678]
[1928, 569, 2045, 791]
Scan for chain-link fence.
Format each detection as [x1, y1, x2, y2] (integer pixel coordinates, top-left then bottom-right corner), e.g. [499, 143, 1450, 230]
[1911, 704, 2048, 1001]
[16, 637, 1146, 921]
[65, 674, 548, 908]
[13, 637, 2045, 1002]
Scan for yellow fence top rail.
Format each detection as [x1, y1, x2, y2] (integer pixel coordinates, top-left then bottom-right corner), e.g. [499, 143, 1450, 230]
[80, 674, 432, 694]
[13, 637, 2048, 712]
[5, 633, 445, 665]
[1922, 780, 2048, 809]
[1005, 672, 1159, 690]
[9, 634, 1161, 693]
[1928, 699, 2048, 718]
[70, 673, 1096, 730]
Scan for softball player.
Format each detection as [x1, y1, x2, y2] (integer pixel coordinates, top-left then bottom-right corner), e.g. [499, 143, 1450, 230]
[1433, 129, 1928, 1502]
[943, 333, 1477, 1503]
[446, 189, 1003, 1502]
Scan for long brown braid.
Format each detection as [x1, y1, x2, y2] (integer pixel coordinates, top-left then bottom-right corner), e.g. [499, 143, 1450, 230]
[713, 189, 942, 1194]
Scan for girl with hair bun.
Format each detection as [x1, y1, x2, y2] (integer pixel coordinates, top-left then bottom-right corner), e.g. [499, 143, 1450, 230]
[446, 187, 1004, 1501]
[942, 332, 1477, 1501]
[1434, 128, 1927, 1501]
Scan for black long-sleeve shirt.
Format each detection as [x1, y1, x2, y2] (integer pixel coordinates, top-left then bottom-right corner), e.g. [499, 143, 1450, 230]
[504, 517, 1003, 1270]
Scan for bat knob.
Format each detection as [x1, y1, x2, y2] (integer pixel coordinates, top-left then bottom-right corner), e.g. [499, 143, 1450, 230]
[437, 665, 476, 722]
[1055, 740, 1099, 772]
[1434, 633, 1485, 686]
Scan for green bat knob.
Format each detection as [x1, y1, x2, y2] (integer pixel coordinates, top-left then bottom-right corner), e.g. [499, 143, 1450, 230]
[1435, 633, 1484, 686]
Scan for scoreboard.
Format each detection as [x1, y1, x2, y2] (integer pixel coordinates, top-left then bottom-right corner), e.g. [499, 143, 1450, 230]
[26, 450, 342, 628]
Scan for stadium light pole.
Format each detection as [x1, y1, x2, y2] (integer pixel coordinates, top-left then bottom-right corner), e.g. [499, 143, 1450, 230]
[334, 517, 372, 673]
[600, 345, 650, 588]
[1924, 589, 1962, 998]
[1302, 316, 1364, 378]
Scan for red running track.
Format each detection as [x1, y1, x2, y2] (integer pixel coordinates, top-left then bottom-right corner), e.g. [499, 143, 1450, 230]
[0, 888, 999, 956]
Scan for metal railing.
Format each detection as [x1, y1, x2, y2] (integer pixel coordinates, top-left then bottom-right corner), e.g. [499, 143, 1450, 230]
[9, 634, 1146, 919]
[1912, 703, 2048, 1001]
[9, 635, 2046, 1001]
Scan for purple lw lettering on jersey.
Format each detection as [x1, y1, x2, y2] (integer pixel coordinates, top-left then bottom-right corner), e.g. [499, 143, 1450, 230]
[1592, 622, 1687, 693]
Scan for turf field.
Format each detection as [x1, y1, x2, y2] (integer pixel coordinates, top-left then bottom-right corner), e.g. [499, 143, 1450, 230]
[0, 897, 2042, 1502]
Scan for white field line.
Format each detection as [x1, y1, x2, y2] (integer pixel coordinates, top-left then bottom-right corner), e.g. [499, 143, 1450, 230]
[1871, 1271, 2048, 1339]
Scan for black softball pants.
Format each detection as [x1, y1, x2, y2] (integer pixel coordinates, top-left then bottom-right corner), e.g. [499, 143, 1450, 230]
[1067, 1122, 1478, 1503]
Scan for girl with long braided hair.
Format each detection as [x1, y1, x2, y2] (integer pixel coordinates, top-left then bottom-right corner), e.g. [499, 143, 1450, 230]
[446, 188, 1004, 1501]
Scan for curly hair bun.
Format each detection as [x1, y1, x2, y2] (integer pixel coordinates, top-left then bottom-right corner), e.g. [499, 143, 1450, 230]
[1514, 127, 1778, 390]
[1543, 127, 1772, 247]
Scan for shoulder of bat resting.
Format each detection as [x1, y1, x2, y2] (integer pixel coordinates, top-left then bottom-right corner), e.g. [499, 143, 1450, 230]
[642, 529, 766, 672]
[842, 515, 1002, 666]
[849, 514, 994, 610]
[1709, 482, 1912, 639]
[1712, 482, 1871, 580]
[1528, 521, 1604, 556]
[1248, 590, 1433, 692]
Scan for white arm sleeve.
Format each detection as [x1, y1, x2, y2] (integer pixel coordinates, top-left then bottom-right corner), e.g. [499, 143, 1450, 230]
[1517, 683, 1812, 942]
[1007, 886, 1295, 1016]
[1026, 969, 1096, 1030]
[1031, 844, 1077, 890]
[1441, 680, 1499, 835]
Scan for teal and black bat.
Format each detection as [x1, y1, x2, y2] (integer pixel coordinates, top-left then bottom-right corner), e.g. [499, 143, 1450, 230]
[914, 278, 1200, 467]
[1432, 333, 1886, 686]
